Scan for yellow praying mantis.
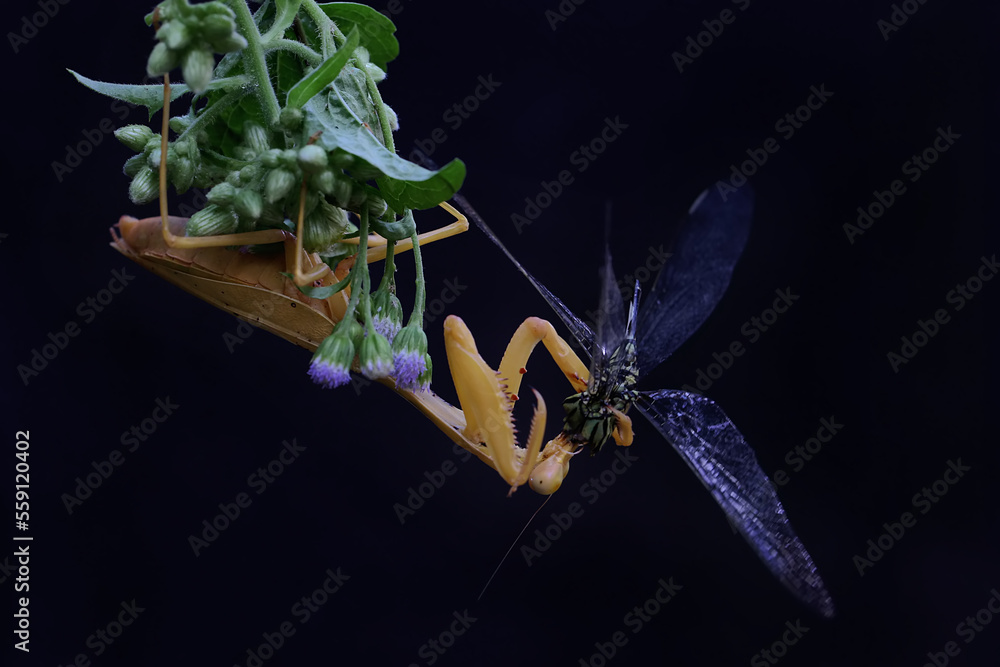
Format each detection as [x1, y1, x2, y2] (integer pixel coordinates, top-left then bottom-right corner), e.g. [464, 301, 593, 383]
[110, 68, 625, 498]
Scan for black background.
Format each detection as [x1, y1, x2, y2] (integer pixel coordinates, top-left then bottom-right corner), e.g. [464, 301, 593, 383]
[4, 1, 1000, 665]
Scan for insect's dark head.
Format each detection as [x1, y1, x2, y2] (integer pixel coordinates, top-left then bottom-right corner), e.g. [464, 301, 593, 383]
[561, 392, 617, 455]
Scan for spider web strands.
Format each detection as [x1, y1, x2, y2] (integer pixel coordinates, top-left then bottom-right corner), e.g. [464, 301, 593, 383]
[635, 389, 835, 618]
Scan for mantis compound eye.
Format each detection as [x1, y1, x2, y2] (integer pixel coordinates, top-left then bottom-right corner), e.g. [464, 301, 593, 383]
[529, 455, 570, 495]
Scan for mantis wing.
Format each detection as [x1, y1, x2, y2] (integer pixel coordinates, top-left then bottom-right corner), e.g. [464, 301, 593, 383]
[635, 388, 835, 618]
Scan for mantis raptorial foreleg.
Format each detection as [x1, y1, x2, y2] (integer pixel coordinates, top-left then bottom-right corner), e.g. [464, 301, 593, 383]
[444, 315, 635, 494]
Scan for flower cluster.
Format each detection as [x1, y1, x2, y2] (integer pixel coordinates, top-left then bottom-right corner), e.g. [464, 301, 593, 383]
[81, 0, 466, 396]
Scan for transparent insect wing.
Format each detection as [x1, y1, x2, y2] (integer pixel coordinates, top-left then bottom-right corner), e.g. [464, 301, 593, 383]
[591, 242, 628, 379]
[636, 184, 754, 377]
[635, 389, 835, 618]
[452, 191, 596, 357]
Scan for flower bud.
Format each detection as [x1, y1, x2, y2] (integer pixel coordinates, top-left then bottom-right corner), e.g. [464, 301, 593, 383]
[297, 145, 328, 173]
[311, 169, 336, 194]
[308, 330, 355, 389]
[365, 62, 386, 83]
[158, 20, 190, 50]
[264, 168, 296, 203]
[147, 42, 179, 76]
[182, 48, 215, 94]
[201, 13, 236, 40]
[128, 167, 159, 205]
[115, 125, 154, 152]
[234, 188, 263, 221]
[279, 106, 303, 131]
[371, 289, 403, 342]
[261, 149, 282, 169]
[207, 181, 237, 206]
[123, 153, 146, 178]
[303, 209, 336, 253]
[359, 331, 395, 380]
[391, 323, 428, 390]
[171, 156, 195, 193]
[242, 122, 270, 155]
[187, 204, 238, 236]
[383, 104, 399, 131]
[365, 193, 387, 219]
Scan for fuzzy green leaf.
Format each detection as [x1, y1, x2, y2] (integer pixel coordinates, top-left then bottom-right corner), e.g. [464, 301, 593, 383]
[318, 2, 399, 70]
[286, 26, 360, 109]
[69, 69, 247, 119]
[303, 90, 465, 210]
[275, 50, 305, 103]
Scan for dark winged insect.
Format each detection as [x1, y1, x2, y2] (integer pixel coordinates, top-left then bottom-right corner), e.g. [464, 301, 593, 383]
[453, 185, 835, 618]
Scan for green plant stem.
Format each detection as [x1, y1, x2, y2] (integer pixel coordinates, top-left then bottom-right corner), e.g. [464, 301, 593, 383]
[363, 68, 395, 150]
[378, 237, 396, 291]
[408, 229, 425, 325]
[266, 38, 323, 66]
[358, 209, 378, 331]
[175, 87, 243, 144]
[334, 206, 370, 335]
[300, 0, 335, 58]
[226, 0, 280, 125]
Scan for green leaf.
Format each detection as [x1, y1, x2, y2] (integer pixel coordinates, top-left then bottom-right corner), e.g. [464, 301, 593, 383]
[69, 69, 247, 119]
[287, 26, 360, 109]
[303, 90, 466, 210]
[275, 49, 304, 103]
[260, 0, 302, 42]
[371, 209, 416, 241]
[334, 66, 379, 132]
[318, 2, 399, 70]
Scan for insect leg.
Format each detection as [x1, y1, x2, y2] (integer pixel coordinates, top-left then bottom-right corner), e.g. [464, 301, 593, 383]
[497, 317, 590, 400]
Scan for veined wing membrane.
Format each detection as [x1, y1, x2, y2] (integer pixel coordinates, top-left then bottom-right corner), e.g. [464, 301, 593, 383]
[635, 388, 835, 618]
[452, 191, 597, 357]
[636, 185, 754, 375]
